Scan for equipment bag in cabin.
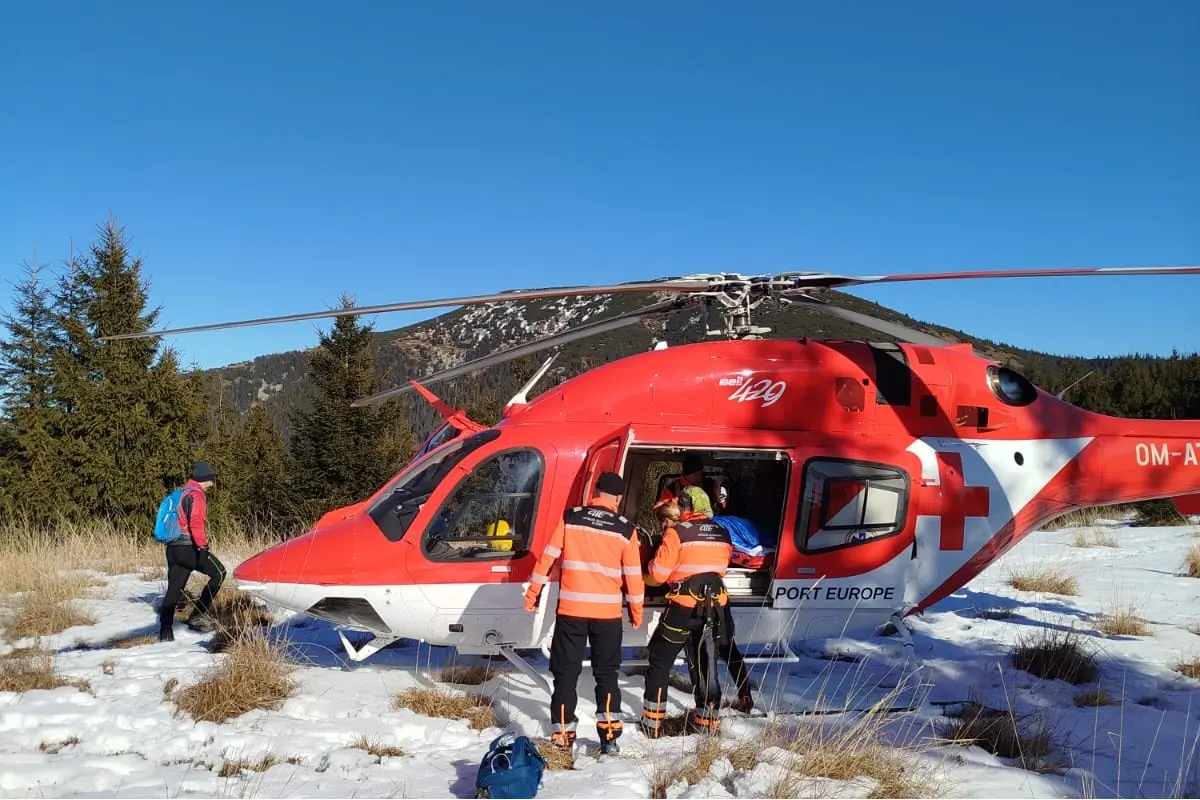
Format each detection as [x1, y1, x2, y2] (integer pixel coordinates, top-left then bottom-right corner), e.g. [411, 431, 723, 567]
[474, 733, 547, 799]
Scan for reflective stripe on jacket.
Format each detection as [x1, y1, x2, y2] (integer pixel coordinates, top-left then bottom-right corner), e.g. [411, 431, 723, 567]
[530, 496, 645, 620]
[649, 517, 732, 608]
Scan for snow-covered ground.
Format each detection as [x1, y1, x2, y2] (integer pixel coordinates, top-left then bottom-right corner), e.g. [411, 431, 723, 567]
[4, 520, 1200, 799]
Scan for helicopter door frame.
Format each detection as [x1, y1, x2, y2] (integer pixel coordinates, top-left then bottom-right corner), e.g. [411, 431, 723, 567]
[579, 423, 636, 503]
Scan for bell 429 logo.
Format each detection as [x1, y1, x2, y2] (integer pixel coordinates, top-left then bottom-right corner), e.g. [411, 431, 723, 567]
[721, 376, 787, 408]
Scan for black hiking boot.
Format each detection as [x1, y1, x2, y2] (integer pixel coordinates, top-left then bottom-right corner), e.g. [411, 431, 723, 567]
[599, 739, 620, 756]
[730, 694, 754, 714]
[158, 625, 174, 642]
[185, 612, 216, 633]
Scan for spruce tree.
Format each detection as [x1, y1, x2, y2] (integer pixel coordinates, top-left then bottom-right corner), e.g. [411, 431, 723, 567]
[225, 403, 293, 529]
[48, 218, 207, 524]
[289, 295, 415, 520]
[0, 257, 68, 521]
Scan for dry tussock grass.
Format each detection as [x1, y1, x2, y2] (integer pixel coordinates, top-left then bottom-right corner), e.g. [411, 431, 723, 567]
[1071, 528, 1119, 548]
[349, 735, 405, 759]
[1074, 688, 1119, 707]
[1096, 598, 1152, 637]
[1005, 564, 1079, 595]
[0, 648, 91, 694]
[436, 664, 495, 686]
[938, 702, 1054, 771]
[1010, 627, 1099, 685]
[195, 589, 274, 653]
[532, 739, 578, 771]
[218, 753, 281, 778]
[393, 686, 495, 731]
[1174, 658, 1200, 679]
[170, 632, 296, 723]
[649, 697, 939, 799]
[0, 517, 269, 595]
[768, 716, 940, 798]
[1185, 544, 1200, 578]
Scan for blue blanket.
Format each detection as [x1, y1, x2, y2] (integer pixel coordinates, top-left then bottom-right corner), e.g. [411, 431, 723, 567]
[712, 515, 775, 557]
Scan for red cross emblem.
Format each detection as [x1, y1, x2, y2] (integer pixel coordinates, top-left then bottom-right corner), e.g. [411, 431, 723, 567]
[926, 451, 991, 550]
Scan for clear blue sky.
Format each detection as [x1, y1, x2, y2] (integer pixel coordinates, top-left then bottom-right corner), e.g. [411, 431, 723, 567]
[1, 1, 1196, 371]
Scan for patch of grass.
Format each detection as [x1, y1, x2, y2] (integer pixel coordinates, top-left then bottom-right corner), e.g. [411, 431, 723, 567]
[1005, 564, 1079, 595]
[38, 736, 80, 754]
[100, 659, 116, 676]
[1071, 528, 1119, 548]
[436, 664, 494, 686]
[1174, 658, 1200, 679]
[938, 703, 1053, 770]
[201, 589, 274, 653]
[170, 632, 296, 723]
[349, 735, 405, 759]
[532, 739, 577, 771]
[218, 754, 280, 778]
[1185, 544, 1200, 578]
[1010, 627, 1099, 685]
[1096, 599, 1151, 637]
[393, 686, 495, 731]
[770, 713, 941, 798]
[975, 607, 1017, 621]
[1073, 689, 1119, 707]
[0, 649, 91, 694]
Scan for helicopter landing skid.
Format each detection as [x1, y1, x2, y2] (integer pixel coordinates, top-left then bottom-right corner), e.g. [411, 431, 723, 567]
[338, 631, 401, 662]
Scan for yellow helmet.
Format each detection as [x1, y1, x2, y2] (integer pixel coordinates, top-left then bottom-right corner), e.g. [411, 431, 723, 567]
[487, 519, 513, 551]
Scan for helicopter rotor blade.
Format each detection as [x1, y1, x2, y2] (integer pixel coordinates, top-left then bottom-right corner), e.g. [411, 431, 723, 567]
[814, 264, 1200, 291]
[99, 277, 714, 341]
[350, 297, 686, 407]
[798, 299, 957, 347]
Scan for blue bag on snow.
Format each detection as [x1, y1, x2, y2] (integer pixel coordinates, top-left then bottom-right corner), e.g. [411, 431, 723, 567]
[153, 487, 190, 544]
[474, 733, 547, 799]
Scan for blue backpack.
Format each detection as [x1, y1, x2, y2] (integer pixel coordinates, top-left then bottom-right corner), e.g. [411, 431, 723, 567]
[153, 487, 194, 544]
[474, 733, 547, 799]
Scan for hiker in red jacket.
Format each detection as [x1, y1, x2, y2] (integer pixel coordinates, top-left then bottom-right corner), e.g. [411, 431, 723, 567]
[158, 461, 226, 641]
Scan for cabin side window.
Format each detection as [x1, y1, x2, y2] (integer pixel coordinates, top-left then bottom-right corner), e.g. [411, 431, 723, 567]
[421, 447, 545, 561]
[796, 458, 909, 553]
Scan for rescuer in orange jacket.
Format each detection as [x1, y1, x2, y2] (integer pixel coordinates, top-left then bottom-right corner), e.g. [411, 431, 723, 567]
[524, 471, 644, 755]
[641, 484, 734, 736]
[654, 498, 754, 714]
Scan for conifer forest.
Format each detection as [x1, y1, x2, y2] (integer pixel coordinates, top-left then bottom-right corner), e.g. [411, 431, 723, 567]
[2, 218, 1198, 540]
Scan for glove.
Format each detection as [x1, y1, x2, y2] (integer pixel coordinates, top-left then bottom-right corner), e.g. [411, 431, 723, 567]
[524, 585, 541, 613]
[628, 604, 643, 629]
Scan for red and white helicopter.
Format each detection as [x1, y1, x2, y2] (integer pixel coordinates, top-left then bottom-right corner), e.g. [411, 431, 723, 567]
[111, 265, 1200, 688]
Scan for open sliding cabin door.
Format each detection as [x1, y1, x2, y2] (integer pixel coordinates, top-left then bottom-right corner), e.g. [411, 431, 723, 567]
[580, 423, 635, 503]
[770, 453, 917, 639]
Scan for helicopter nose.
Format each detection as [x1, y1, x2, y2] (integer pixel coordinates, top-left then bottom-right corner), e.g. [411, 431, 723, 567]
[233, 517, 360, 586]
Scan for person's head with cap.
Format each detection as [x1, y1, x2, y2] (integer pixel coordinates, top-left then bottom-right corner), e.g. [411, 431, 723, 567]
[595, 471, 625, 500]
[192, 460, 216, 490]
[682, 454, 704, 483]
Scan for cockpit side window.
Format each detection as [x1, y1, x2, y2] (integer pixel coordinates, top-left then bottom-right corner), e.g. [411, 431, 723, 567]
[796, 458, 909, 553]
[422, 447, 545, 562]
[368, 429, 501, 542]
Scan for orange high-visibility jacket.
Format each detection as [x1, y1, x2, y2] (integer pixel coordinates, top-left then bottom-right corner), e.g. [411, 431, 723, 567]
[648, 516, 732, 608]
[529, 496, 645, 620]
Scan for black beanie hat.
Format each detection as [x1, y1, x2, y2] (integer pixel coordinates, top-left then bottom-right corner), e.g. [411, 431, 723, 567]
[192, 460, 216, 483]
[682, 454, 704, 475]
[596, 471, 625, 496]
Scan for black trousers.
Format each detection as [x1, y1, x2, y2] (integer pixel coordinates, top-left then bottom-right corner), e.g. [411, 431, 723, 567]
[642, 602, 723, 732]
[159, 545, 226, 633]
[687, 604, 752, 700]
[548, 615, 624, 742]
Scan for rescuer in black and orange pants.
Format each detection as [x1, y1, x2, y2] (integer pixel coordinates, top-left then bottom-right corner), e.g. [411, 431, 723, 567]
[525, 471, 644, 755]
[653, 497, 754, 714]
[641, 485, 735, 736]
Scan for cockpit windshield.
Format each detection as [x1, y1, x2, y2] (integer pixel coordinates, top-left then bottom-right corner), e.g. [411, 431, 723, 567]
[368, 429, 501, 542]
